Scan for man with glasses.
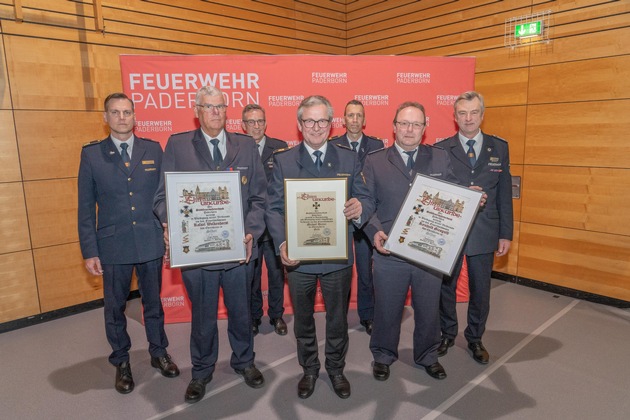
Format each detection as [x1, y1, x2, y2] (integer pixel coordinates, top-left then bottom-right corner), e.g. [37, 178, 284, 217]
[241, 104, 289, 337]
[437, 91, 513, 365]
[329, 99, 383, 336]
[266, 95, 373, 399]
[362, 101, 459, 382]
[78, 92, 179, 394]
[153, 86, 267, 403]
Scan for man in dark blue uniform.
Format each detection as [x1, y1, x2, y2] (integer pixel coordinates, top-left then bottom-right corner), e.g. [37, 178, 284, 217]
[266, 95, 373, 400]
[241, 104, 288, 337]
[78, 93, 179, 395]
[363, 101, 459, 382]
[153, 86, 267, 404]
[437, 91, 513, 364]
[329, 99, 382, 335]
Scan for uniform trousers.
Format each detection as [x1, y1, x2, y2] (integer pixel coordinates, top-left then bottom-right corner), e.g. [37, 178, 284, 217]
[182, 263, 254, 380]
[287, 266, 352, 376]
[370, 253, 441, 367]
[353, 229, 374, 321]
[102, 257, 168, 366]
[440, 252, 494, 343]
[251, 238, 285, 320]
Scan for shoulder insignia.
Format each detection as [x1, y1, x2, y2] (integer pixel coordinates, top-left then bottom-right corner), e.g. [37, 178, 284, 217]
[334, 143, 352, 151]
[366, 134, 383, 142]
[273, 146, 291, 154]
[328, 135, 341, 141]
[82, 139, 101, 147]
[368, 147, 386, 155]
[137, 137, 160, 144]
[489, 134, 508, 143]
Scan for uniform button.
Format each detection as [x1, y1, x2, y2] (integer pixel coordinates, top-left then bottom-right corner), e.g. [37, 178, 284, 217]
[470, 181, 475, 185]
[471, 170, 475, 174]
[128, 177, 132, 182]
[131, 207, 136, 211]
[129, 192, 133, 196]
[132, 221, 136, 225]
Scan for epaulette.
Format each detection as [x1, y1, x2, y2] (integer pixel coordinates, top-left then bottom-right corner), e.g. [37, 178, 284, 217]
[366, 134, 384, 142]
[328, 135, 341, 141]
[367, 147, 386, 155]
[137, 137, 160, 144]
[488, 134, 508, 143]
[83, 139, 101, 147]
[334, 143, 352, 151]
[272, 146, 291, 154]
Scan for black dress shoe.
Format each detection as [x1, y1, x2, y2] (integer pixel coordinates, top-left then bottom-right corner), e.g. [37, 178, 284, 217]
[372, 362, 390, 381]
[297, 374, 318, 399]
[468, 341, 489, 364]
[329, 374, 351, 399]
[252, 318, 261, 336]
[185, 375, 212, 404]
[270, 317, 288, 335]
[115, 361, 134, 394]
[151, 354, 180, 378]
[424, 362, 447, 380]
[360, 319, 373, 335]
[437, 337, 455, 357]
[235, 365, 265, 388]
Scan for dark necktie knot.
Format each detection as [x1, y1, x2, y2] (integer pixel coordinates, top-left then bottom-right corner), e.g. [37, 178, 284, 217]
[466, 139, 476, 166]
[210, 138, 223, 167]
[120, 143, 130, 168]
[350, 141, 359, 152]
[404, 149, 416, 170]
[313, 150, 323, 172]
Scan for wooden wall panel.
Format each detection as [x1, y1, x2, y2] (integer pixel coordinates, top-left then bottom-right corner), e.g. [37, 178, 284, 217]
[24, 179, 78, 248]
[525, 100, 630, 168]
[482, 106, 526, 165]
[0, 35, 12, 110]
[521, 166, 630, 236]
[16, 110, 107, 181]
[34, 243, 103, 313]
[0, 250, 40, 323]
[0, 182, 31, 254]
[518, 223, 630, 301]
[529, 56, 630, 104]
[475, 68, 530, 106]
[0, 111, 22, 182]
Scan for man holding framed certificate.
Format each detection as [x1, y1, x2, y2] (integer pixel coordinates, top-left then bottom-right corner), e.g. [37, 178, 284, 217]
[266, 95, 373, 400]
[153, 86, 267, 404]
[362, 101, 460, 382]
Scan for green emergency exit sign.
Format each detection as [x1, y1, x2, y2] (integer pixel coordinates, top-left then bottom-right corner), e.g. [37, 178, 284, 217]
[515, 21, 543, 38]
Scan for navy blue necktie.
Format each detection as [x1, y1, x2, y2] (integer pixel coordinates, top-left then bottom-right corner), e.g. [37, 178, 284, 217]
[313, 150, 323, 172]
[351, 141, 359, 152]
[404, 150, 415, 170]
[466, 139, 476, 166]
[210, 138, 223, 167]
[120, 143, 131, 170]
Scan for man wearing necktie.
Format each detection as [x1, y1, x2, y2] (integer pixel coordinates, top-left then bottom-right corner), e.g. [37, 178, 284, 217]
[241, 104, 289, 337]
[266, 95, 374, 400]
[437, 91, 513, 365]
[362, 101, 459, 382]
[329, 100, 383, 336]
[78, 93, 179, 395]
[153, 86, 267, 403]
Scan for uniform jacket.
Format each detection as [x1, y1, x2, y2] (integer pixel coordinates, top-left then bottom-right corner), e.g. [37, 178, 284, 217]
[363, 144, 459, 245]
[265, 142, 374, 274]
[78, 136, 164, 265]
[328, 133, 383, 167]
[153, 128, 267, 269]
[439, 133, 513, 255]
[259, 136, 288, 243]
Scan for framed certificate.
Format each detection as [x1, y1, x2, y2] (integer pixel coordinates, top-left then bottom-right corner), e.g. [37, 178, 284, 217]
[284, 178, 348, 261]
[165, 171, 246, 268]
[384, 174, 483, 275]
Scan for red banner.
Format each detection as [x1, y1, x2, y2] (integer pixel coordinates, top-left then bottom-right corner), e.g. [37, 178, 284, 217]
[120, 55, 475, 322]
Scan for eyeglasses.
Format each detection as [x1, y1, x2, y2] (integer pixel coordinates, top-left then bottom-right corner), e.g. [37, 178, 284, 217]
[196, 104, 228, 112]
[244, 119, 266, 126]
[108, 110, 134, 118]
[395, 120, 426, 130]
[301, 119, 331, 128]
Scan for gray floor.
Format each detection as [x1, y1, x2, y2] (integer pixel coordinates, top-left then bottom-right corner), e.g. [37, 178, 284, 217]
[2, 279, 630, 419]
